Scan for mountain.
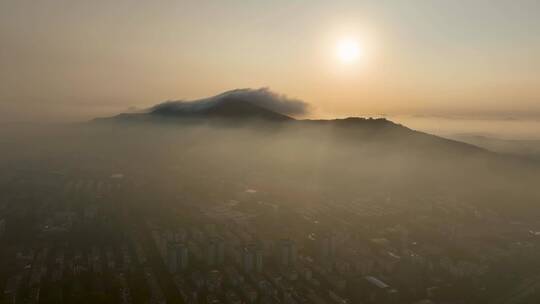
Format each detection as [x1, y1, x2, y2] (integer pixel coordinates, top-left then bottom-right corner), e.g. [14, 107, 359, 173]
[95, 88, 300, 123]
[96, 98, 290, 123]
[152, 97, 292, 121]
[94, 90, 486, 157]
[60, 89, 540, 216]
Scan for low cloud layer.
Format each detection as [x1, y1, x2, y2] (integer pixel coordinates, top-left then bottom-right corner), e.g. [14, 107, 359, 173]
[151, 88, 310, 116]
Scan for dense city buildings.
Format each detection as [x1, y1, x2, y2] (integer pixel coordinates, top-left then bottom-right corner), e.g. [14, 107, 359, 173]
[1, 116, 540, 304]
[1, 166, 540, 304]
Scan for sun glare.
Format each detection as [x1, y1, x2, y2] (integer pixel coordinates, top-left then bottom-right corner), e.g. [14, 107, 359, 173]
[336, 38, 362, 64]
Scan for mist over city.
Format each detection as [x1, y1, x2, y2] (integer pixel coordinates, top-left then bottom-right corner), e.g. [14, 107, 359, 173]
[1, 1, 540, 304]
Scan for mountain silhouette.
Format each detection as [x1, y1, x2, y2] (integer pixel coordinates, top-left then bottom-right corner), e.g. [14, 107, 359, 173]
[97, 95, 294, 124]
[151, 96, 293, 121]
[95, 91, 485, 158]
[88, 90, 540, 217]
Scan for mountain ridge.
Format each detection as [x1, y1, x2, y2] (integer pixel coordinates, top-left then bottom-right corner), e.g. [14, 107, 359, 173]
[93, 95, 487, 158]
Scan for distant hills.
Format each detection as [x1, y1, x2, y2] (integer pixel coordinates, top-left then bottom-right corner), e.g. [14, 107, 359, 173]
[451, 134, 540, 161]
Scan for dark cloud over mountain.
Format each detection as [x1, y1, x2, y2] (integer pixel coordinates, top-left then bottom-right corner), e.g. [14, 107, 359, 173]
[150, 88, 310, 116]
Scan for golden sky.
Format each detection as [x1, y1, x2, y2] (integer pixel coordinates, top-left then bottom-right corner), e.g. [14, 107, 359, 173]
[1, 0, 540, 122]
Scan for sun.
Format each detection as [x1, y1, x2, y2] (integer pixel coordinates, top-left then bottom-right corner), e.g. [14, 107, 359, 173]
[336, 38, 363, 64]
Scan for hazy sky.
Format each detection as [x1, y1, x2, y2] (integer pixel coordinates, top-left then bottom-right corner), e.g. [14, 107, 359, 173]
[1, 0, 540, 123]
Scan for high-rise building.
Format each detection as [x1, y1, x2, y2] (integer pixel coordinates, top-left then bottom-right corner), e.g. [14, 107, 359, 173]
[206, 241, 217, 267]
[168, 242, 189, 273]
[177, 243, 189, 271]
[242, 243, 264, 273]
[277, 239, 297, 268]
[152, 230, 167, 259]
[319, 233, 337, 262]
[242, 247, 254, 273]
[216, 239, 225, 265]
[167, 243, 178, 273]
[255, 247, 264, 273]
[206, 237, 225, 267]
[241, 243, 264, 273]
